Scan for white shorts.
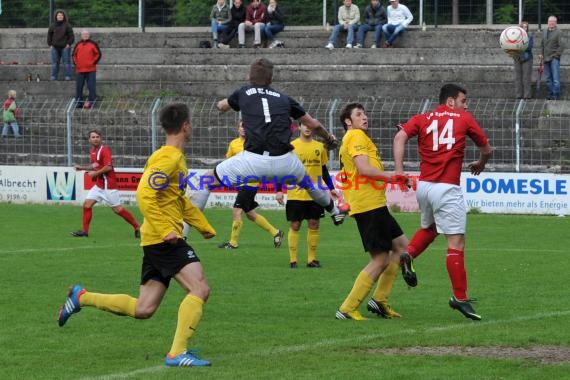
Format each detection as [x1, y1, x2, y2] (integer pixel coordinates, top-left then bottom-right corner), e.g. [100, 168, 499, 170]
[416, 181, 466, 235]
[85, 185, 122, 207]
[214, 151, 307, 188]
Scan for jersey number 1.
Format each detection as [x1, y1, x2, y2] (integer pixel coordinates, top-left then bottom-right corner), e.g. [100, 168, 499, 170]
[426, 119, 455, 151]
[261, 98, 271, 123]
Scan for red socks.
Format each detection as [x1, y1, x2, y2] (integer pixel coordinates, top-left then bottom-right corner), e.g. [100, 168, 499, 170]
[117, 208, 140, 229]
[407, 227, 438, 258]
[82, 207, 93, 233]
[446, 248, 467, 300]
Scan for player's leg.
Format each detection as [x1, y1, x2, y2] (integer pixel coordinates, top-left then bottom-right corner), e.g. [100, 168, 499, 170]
[72, 196, 97, 237]
[241, 188, 282, 247]
[306, 201, 324, 267]
[106, 188, 140, 236]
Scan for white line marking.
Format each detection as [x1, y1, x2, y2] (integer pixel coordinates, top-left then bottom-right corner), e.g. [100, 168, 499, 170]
[0, 243, 138, 255]
[80, 309, 570, 379]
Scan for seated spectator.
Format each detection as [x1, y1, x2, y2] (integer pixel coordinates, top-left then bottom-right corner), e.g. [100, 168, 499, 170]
[325, 0, 360, 50]
[382, 0, 413, 48]
[238, 0, 267, 48]
[218, 0, 246, 48]
[210, 0, 231, 48]
[356, 0, 387, 49]
[263, 0, 285, 48]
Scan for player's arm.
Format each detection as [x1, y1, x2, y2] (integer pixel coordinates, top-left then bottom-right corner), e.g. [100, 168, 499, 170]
[298, 114, 338, 150]
[217, 98, 232, 113]
[88, 165, 112, 180]
[182, 198, 216, 239]
[468, 143, 492, 175]
[393, 129, 410, 175]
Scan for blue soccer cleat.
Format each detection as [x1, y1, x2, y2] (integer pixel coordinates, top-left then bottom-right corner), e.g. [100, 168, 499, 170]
[165, 350, 211, 367]
[57, 284, 86, 327]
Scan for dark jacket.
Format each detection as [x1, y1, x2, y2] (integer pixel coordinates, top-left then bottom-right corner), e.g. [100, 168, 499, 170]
[541, 28, 564, 62]
[364, 3, 387, 26]
[73, 39, 102, 73]
[47, 10, 74, 48]
[229, 3, 246, 28]
[266, 5, 285, 26]
[520, 35, 533, 63]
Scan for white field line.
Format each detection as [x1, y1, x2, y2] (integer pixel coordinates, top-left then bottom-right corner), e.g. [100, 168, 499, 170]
[80, 309, 570, 380]
[0, 243, 138, 255]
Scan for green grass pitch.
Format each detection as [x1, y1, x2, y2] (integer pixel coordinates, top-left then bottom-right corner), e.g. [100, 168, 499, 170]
[1, 203, 569, 379]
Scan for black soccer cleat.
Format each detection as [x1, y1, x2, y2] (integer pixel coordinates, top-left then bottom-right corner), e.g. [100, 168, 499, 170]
[71, 230, 88, 237]
[400, 252, 417, 287]
[449, 296, 482, 321]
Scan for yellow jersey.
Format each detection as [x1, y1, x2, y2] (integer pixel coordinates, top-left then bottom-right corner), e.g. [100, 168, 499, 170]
[288, 138, 328, 201]
[137, 145, 215, 246]
[226, 137, 245, 158]
[338, 129, 387, 215]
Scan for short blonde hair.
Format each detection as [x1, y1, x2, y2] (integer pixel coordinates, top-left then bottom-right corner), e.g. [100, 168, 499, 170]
[8, 90, 16, 98]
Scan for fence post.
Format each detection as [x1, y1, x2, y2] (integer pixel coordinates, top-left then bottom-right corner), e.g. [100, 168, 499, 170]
[150, 98, 162, 152]
[514, 99, 526, 172]
[65, 98, 77, 166]
[327, 98, 339, 169]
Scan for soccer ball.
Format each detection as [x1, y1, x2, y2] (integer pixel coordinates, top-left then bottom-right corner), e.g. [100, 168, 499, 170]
[499, 26, 529, 56]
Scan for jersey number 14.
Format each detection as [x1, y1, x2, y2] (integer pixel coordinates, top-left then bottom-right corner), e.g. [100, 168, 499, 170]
[426, 119, 456, 151]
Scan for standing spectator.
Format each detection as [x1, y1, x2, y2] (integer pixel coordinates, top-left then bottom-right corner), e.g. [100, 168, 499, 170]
[47, 10, 74, 81]
[335, 103, 409, 320]
[72, 30, 101, 109]
[356, 0, 387, 49]
[393, 83, 492, 321]
[218, 0, 246, 48]
[216, 120, 284, 250]
[2, 90, 20, 138]
[539, 15, 564, 100]
[513, 21, 533, 99]
[210, 0, 231, 48]
[277, 122, 334, 269]
[238, 0, 267, 48]
[382, 0, 413, 48]
[71, 129, 140, 238]
[263, 0, 285, 48]
[325, 0, 360, 49]
[58, 103, 216, 367]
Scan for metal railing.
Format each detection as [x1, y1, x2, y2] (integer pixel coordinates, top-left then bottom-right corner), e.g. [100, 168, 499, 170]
[1, 96, 568, 173]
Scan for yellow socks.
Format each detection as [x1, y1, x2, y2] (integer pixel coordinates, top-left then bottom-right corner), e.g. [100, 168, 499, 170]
[254, 214, 278, 236]
[168, 294, 204, 357]
[80, 291, 137, 317]
[339, 271, 374, 313]
[288, 228, 299, 263]
[372, 261, 399, 302]
[229, 220, 243, 246]
[307, 228, 319, 263]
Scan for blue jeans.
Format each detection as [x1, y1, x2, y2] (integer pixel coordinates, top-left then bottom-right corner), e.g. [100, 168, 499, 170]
[211, 19, 229, 40]
[76, 71, 97, 106]
[2, 122, 20, 137]
[328, 23, 359, 46]
[357, 24, 383, 46]
[382, 23, 407, 45]
[51, 46, 72, 79]
[544, 58, 561, 99]
[263, 23, 284, 41]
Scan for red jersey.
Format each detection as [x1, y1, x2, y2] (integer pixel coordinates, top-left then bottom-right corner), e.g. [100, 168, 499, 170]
[90, 144, 117, 189]
[401, 105, 488, 185]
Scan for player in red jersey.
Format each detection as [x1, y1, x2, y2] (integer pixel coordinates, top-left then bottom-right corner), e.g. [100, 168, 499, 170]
[393, 83, 492, 320]
[71, 129, 140, 238]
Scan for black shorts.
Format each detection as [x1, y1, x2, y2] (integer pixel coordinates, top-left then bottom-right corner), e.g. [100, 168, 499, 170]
[354, 206, 404, 254]
[286, 200, 324, 221]
[233, 187, 259, 213]
[141, 238, 201, 287]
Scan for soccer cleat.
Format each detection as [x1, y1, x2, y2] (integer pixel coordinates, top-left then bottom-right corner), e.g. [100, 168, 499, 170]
[290, 262, 298, 269]
[367, 299, 401, 319]
[325, 43, 334, 50]
[400, 252, 418, 287]
[306, 260, 321, 268]
[449, 296, 482, 321]
[165, 351, 211, 367]
[71, 230, 88, 237]
[57, 284, 86, 327]
[134, 229, 141, 239]
[273, 230, 284, 248]
[335, 310, 367, 321]
[218, 241, 238, 250]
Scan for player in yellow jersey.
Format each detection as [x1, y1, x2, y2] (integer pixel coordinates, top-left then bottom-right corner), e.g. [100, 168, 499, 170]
[276, 122, 336, 268]
[218, 120, 284, 249]
[57, 103, 217, 367]
[335, 103, 413, 320]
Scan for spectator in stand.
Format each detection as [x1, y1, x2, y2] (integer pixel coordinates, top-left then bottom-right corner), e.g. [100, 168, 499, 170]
[263, 0, 285, 48]
[356, 0, 387, 49]
[2, 90, 21, 138]
[210, 0, 231, 49]
[513, 21, 533, 99]
[325, 0, 360, 50]
[72, 30, 101, 110]
[382, 0, 413, 48]
[539, 15, 564, 100]
[218, 0, 246, 48]
[47, 10, 74, 81]
[238, 0, 267, 48]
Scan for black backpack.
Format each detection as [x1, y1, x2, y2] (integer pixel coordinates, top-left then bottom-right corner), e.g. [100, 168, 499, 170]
[199, 40, 212, 48]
